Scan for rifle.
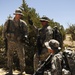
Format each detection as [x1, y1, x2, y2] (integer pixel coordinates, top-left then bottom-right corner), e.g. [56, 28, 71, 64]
[4, 38, 8, 55]
[21, 36, 30, 46]
[4, 19, 10, 54]
[36, 35, 43, 56]
[33, 54, 53, 75]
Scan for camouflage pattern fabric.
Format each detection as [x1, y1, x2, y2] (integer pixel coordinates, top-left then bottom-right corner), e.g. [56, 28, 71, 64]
[51, 52, 62, 75]
[63, 49, 75, 75]
[7, 41, 25, 72]
[2, 19, 28, 41]
[2, 18, 28, 74]
[39, 25, 53, 44]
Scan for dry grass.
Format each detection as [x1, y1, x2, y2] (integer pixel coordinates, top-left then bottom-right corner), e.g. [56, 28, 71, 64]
[63, 34, 75, 50]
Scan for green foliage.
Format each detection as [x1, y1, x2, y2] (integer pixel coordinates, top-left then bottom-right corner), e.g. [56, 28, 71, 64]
[66, 24, 75, 40]
[20, 0, 40, 28]
[0, 25, 7, 68]
[0, 25, 4, 48]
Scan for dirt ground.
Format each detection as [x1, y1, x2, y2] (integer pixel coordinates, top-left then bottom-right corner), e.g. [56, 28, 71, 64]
[0, 68, 31, 75]
[63, 34, 75, 50]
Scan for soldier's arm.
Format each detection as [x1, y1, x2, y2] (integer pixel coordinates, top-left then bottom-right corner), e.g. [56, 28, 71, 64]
[22, 21, 28, 38]
[2, 20, 8, 39]
[44, 26, 53, 43]
[45, 41, 54, 54]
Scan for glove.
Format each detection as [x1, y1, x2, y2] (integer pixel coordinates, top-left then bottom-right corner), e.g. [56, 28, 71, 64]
[28, 19, 33, 25]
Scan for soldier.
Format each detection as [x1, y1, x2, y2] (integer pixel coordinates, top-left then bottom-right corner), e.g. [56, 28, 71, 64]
[2, 9, 28, 75]
[34, 16, 53, 72]
[33, 39, 61, 75]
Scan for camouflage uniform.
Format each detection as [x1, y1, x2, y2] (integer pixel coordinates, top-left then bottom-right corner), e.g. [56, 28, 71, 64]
[53, 26, 63, 49]
[63, 49, 75, 75]
[2, 16, 28, 74]
[33, 39, 60, 75]
[34, 17, 53, 71]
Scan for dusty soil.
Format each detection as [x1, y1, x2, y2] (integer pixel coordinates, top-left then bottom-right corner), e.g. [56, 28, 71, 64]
[63, 34, 75, 50]
[0, 68, 31, 75]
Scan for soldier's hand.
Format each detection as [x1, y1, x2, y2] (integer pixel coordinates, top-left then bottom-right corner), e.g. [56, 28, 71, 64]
[28, 19, 33, 25]
[28, 15, 33, 25]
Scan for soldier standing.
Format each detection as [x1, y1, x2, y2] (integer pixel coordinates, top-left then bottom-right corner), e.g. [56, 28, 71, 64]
[2, 9, 28, 75]
[34, 16, 53, 72]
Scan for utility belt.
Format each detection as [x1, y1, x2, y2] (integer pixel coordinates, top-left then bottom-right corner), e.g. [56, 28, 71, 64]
[6, 33, 21, 41]
[6, 33, 15, 38]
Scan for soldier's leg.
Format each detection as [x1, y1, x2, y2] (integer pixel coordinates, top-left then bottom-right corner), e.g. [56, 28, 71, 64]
[17, 45, 25, 74]
[7, 48, 13, 74]
[34, 53, 39, 72]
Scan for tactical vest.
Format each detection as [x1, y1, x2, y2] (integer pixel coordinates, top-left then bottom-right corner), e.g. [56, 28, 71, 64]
[39, 25, 53, 45]
[6, 19, 24, 41]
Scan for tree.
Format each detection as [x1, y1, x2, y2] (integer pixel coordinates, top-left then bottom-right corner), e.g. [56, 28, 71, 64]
[66, 24, 75, 40]
[0, 25, 4, 48]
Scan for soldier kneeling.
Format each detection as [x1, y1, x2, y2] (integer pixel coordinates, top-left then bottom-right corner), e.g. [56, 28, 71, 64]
[33, 39, 60, 75]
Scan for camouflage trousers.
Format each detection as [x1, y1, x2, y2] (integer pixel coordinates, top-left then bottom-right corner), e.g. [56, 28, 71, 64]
[34, 48, 50, 72]
[7, 41, 25, 73]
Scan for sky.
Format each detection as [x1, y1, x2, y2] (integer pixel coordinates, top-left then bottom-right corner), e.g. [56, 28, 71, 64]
[0, 0, 75, 29]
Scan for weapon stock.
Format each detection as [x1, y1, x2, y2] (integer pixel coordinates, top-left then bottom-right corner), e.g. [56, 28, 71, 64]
[33, 54, 53, 75]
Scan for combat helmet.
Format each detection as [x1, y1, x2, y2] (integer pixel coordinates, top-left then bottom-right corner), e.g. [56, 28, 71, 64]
[49, 39, 60, 48]
[45, 39, 60, 50]
[40, 16, 50, 22]
[13, 8, 23, 16]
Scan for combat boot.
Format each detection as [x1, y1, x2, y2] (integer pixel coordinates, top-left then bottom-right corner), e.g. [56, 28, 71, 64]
[5, 73, 13, 75]
[17, 73, 22, 75]
[5, 68, 13, 75]
[18, 72, 25, 75]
